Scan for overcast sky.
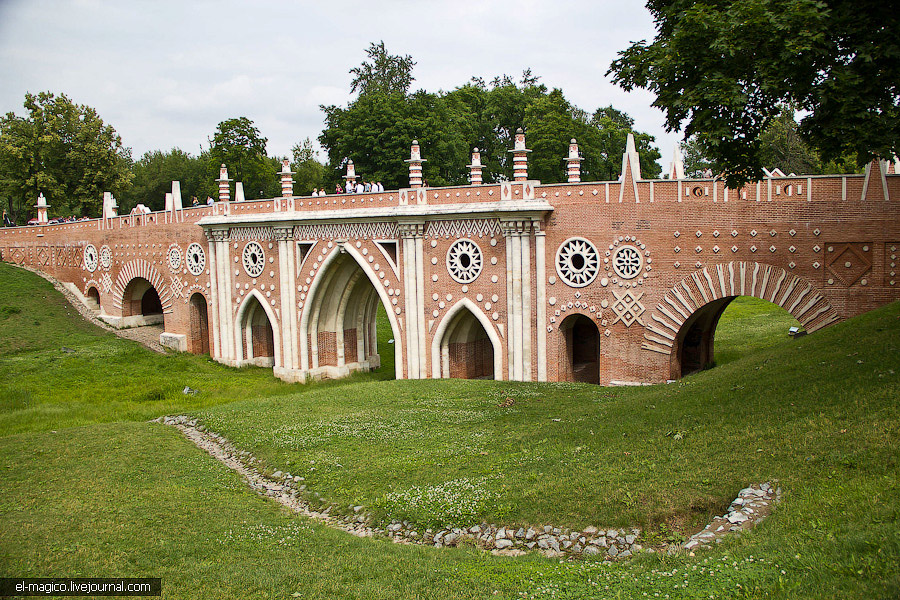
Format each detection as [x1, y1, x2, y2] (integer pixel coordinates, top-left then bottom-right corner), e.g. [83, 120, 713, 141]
[0, 0, 680, 175]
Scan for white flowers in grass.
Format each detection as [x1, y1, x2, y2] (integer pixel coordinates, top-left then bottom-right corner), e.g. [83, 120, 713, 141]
[377, 477, 499, 528]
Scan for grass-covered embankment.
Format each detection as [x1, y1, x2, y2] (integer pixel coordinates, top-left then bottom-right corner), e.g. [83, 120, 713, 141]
[0, 261, 897, 598]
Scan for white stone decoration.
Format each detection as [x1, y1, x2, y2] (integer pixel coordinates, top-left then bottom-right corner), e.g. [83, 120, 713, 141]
[294, 222, 397, 240]
[186, 243, 206, 276]
[167, 244, 183, 272]
[426, 219, 500, 239]
[83, 244, 99, 272]
[242, 242, 266, 277]
[98, 245, 112, 270]
[612, 245, 643, 279]
[556, 237, 600, 288]
[446, 239, 483, 284]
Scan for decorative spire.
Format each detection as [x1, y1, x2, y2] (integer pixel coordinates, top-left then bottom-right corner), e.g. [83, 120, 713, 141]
[344, 159, 357, 188]
[34, 192, 50, 224]
[405, 140, 427, 188]
[566, 138, 583, 183]
[279, 159, 295, 198]
[509, 128, 531, 181]
[667, 144, 685, 180]
[215, 164, 232, 202]
[467, 147, 483, 186]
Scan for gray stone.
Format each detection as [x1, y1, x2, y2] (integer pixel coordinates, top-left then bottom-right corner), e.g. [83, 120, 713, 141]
[469, 525, 482, 534]
[515, 528, 525, 539]
[727, 512, 749, 524]
[607, 545, 619, 557]
[561, 540, 572, 550]
[537, 538, 550, 549]
[578, 536, 586, 544]
[583, 526, 599, 535]
[526, 541, 537, 549]
[444, 533, 458, 545]
[273, 471, 283, 479]
[549, 538, 560, 552]
[495, 539, 514, 549]
[625, 534, 636, 545]
[525, 528, 536, 540]
[607, 529, 618, 538]
[544, 525, 553, 533]
[619, 550, 632, 558]
[496, 527, 507, 540]
[573, 543, 583, 553]
[632, 544, 642, 552]
[583, 545, 601, 556]
[552, 527, 561, 535]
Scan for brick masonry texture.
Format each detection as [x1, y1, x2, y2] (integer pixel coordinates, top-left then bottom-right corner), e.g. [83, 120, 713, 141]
[1, 148, 898, 385]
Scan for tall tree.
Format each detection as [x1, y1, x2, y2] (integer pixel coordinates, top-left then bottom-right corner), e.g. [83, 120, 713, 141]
[208, 117, 278, 199]
[0, 92, 132, 220]
[608, 0, 900, 186]
[350, 41, 416, 97]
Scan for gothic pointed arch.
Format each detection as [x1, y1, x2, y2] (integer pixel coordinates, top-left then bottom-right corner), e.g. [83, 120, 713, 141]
[430, 297, 503, 380]
[234, 288, 282, 368]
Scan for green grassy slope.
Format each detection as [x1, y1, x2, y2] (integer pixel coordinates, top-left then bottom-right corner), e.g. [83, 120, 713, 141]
[0, 262, 897, 599]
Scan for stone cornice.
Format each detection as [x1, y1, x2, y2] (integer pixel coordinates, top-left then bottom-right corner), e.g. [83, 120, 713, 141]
[196, 200, 553, 230]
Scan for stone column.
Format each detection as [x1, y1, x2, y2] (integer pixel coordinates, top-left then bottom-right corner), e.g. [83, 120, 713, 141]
[405, 141, 426, 188]
[399, 221, 426, 378]
[509, 129, 531, 182]
[534, 220, 547, 381]
[467, 148, 483, 185]
[501, 219, 532, 380]
[566, 139, 583, 183]
[205, 230, 221, 359]
[215, 165, 232, 202]
[274, 226, 298, 374]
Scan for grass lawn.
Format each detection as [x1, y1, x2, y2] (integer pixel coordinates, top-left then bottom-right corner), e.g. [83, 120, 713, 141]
[0, 262, 898, 599]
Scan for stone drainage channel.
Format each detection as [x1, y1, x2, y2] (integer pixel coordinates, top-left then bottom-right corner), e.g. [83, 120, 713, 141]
[158, 415, 781, 559]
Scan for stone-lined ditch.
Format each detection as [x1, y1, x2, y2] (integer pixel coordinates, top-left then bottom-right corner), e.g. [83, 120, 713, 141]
[158, 414, 780, 559]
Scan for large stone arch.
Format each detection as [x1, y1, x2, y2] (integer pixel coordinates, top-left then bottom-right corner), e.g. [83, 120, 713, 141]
[430, 297, 504, 380]
[112, 259, 172, 316]
[641, 261, 840, 376]
[299, 242, 403, 380]
[234, 289, 282, 368]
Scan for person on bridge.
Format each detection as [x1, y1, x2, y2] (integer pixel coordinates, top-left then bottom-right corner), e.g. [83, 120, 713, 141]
[2, 210, 13, 227]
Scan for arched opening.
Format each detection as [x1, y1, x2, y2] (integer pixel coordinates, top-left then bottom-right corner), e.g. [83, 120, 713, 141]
[439, 307, 495, 380]
[188, 293, 210, 355]
[303, 249, 399, 380]
[559, 314, 600, 384]
[120, 277, 165, 326]
[672, 296, 802, 378]
[240, 294, 275, 367]
[85, 286, 100, 312]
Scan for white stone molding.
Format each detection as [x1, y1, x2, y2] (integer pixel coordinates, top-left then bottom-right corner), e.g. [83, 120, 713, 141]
[167, 244, 183, 272]
[294, 222, 398, 241]
[425, 219, 501, 239]
[242, 242, 266, 278]
[83, 244, 99, 272]
[185, 243, 206, 276]
[446, 239, 483, 284]
[233, 288, 282, 368]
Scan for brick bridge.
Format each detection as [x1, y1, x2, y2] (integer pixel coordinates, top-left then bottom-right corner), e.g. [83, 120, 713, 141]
[2, 133, 898, 384]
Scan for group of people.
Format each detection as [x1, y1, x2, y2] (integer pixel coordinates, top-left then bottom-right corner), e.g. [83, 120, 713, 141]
[326, 180, 386, 196]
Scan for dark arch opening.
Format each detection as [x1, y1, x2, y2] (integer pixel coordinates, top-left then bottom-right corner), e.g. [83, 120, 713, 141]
[85, 287, 100, 312]
[189, 293, 210, 355]
[241, 295, 275, 366]
[672, 296, 802, 378]
[560, 314, 600, 384]
[121, 277, 165, 326]
[440, 307, 494, 380]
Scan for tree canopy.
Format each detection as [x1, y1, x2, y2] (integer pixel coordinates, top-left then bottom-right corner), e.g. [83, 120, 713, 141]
[320, 45, 661, 189]
[208, 117, 280, 199]
[609, 0, 900, 186]
[0, 92, 132, 220]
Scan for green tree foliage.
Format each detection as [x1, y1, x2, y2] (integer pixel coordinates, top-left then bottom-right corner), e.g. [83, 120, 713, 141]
[350, 41, 417, 97]
[682, 106, 863, 178]
[609, 0, 900, 186]
[0, 92, 132, 220]
[119, 148, 213, 212]
[290, 138, 325, 195]
[208, 117, 279, 199]
[320, 46, 661, 189]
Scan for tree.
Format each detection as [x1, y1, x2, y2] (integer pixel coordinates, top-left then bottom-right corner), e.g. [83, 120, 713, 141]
[320, 50, 663, 188]
[291, 138, 325, 195]
[350, 41, 417, 97]
[208, 117, 278, 199]
[119, 148, 213, 212]
[608, 0, 900, 186]
[0, 92, 132, 220]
